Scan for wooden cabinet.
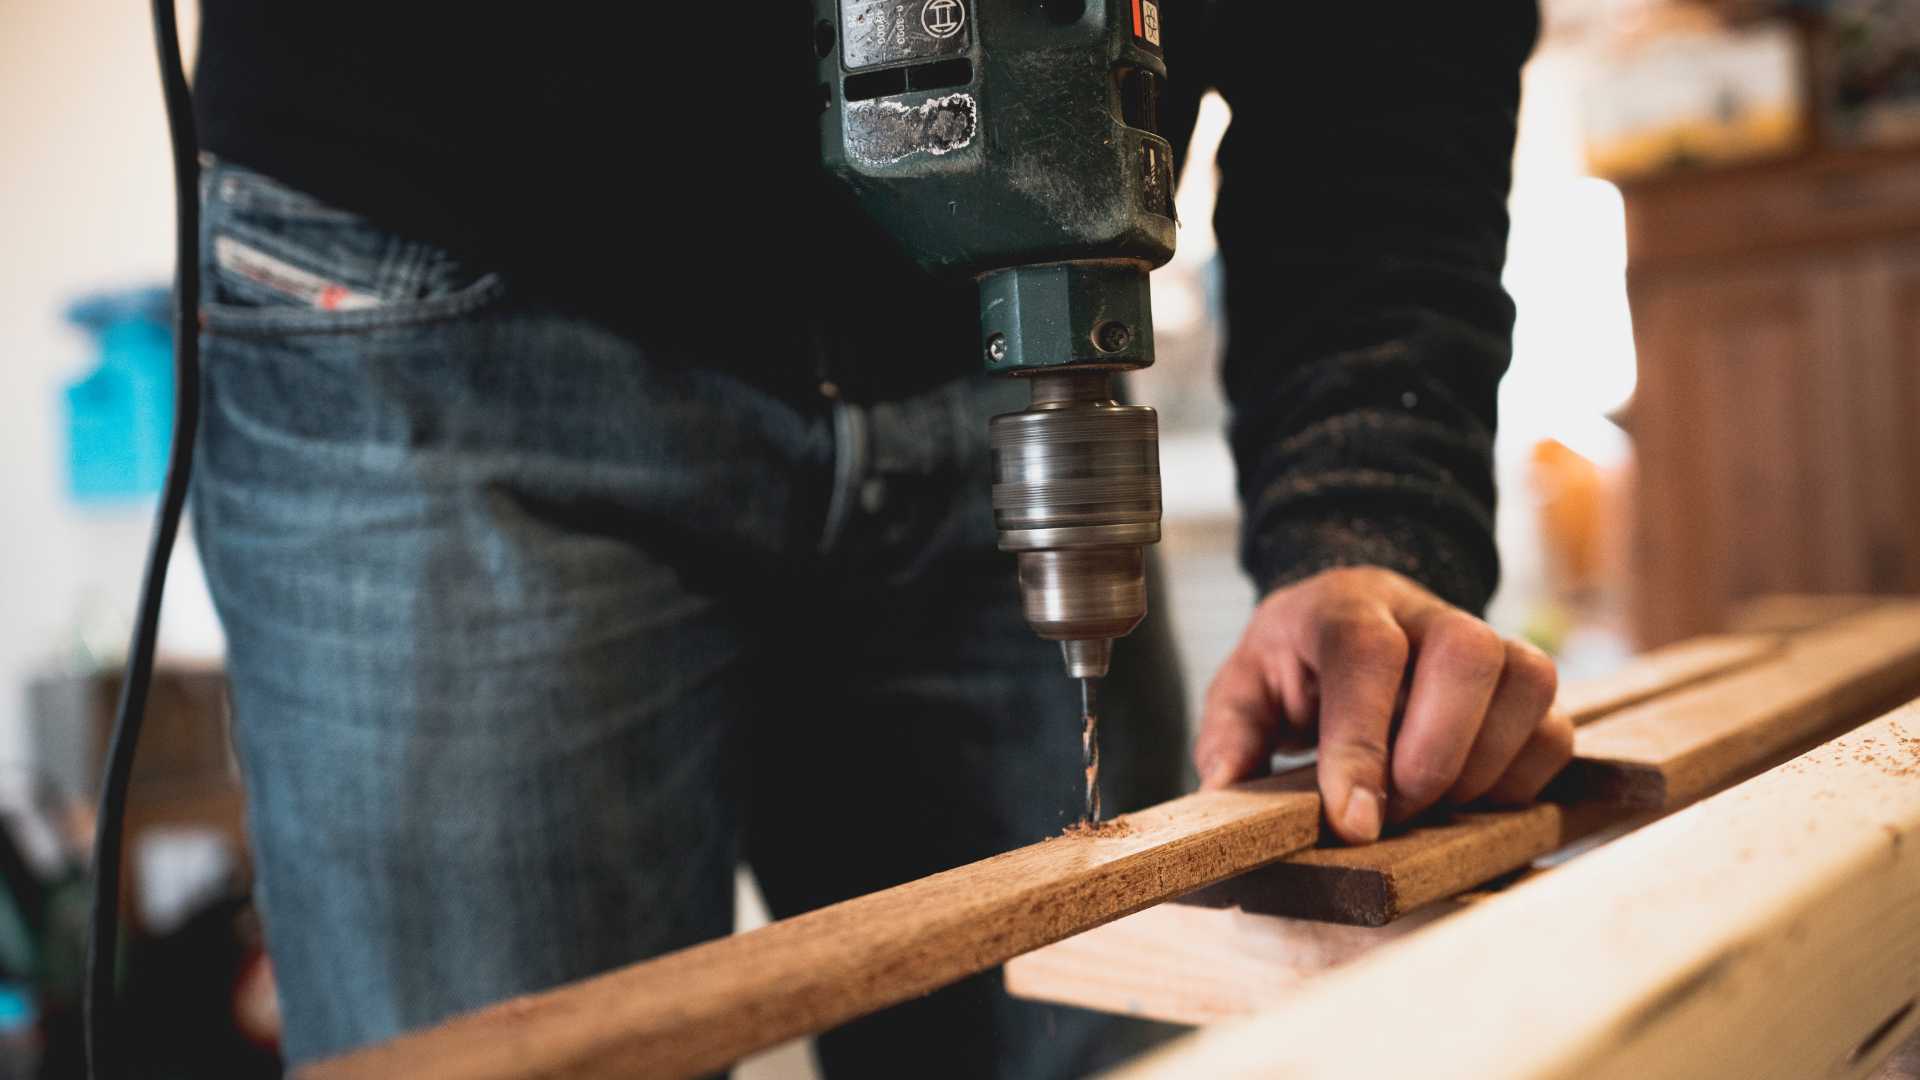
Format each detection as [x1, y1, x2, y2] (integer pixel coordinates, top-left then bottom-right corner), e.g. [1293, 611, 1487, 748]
[1622, 149, 1920, 646]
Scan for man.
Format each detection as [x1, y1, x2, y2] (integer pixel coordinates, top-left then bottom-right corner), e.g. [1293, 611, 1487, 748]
[188, 1, 1565, 1074]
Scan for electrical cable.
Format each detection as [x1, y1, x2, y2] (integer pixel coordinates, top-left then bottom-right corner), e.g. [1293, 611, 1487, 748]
[86, 0, 199, 1074]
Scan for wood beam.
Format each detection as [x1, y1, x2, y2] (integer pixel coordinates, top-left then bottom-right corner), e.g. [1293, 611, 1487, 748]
[302, 777, 1321, 1080]
[1561, 602, 1920, 807]
[1723, 592, 1885, 634]
[1555, 632, 1780, 724]
[1004, 894, 1463, 1026]
[1199, 604, 1920, 925]
[1179, 800, 1627, 926]
[1116, 702, 1920, 1080]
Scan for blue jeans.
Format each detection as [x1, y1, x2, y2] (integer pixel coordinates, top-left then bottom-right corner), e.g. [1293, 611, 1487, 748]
[191, 161, 1189, 1075]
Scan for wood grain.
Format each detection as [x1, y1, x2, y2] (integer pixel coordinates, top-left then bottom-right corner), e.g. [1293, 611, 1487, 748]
[1724, 593, 1886, 635]
[302, 777, 1321, 1080]
[1003, 894, 1462, 1026]
[1188, 630, 1790, 926]
[1560, 602, 1920, 807]
[1175, 608, 1920, 927]
[1008, 614, 1920, 1026]
[1555, 632, 1781, 725]
[1117, 702, 1920, 1080]
[1622, 146, 1920, 646]
[1181, 800, 1630, 926]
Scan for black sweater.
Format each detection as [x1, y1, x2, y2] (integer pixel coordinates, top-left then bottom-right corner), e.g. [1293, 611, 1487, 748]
[193, 1, 1537, 614]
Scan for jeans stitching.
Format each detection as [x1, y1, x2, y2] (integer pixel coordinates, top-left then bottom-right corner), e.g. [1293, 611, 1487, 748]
[199, 273, 510, 336]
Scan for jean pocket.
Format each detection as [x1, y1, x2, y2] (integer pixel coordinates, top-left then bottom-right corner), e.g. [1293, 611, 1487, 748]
[198, 161, 507, 336]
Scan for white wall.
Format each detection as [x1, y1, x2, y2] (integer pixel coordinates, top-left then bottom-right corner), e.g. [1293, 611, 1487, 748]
[0, 0, 218, 769]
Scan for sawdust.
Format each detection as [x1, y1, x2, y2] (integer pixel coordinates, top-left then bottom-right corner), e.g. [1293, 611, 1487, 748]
[1062, 818, 1136, 840]
[1849, 723, 1920, 778]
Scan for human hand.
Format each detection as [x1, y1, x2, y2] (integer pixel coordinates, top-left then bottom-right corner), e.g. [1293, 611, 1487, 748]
[1193, 567, 1573, 844]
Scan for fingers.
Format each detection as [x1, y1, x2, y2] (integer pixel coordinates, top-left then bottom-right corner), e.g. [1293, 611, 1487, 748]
[1483, 710, 1576, 805]
[1446, 640, 1560, 804]
[1197, 588, 1323, 789]
[1194, 644, 1282, 789]
[1192, 566, 1572, 851]
[1388, 606, 1506, 821]
[1306, 604, 1406, 843]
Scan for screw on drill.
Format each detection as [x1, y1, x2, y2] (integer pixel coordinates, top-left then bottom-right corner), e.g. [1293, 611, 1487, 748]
[1080, 676, 1102, 827]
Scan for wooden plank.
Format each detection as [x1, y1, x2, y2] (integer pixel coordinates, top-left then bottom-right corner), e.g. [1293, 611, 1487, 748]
[302, 777, 1321, 1080]
[1004, 895, 1462, 1026]
[1186, 606, 1920, 926]
[1724, 593, 1886, 635]
[1561, 602, 1920, 807]
[1116, 703, 1920, 1080]
[1182, 800, 1628, 927]
[1005, 870, 1553, 1025]
[1555, 632, 1781, 725]
[1008, 637, 1786, 1018]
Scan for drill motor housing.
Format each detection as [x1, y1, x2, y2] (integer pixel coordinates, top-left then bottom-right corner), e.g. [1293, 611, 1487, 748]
[815, 0, 1175, 677]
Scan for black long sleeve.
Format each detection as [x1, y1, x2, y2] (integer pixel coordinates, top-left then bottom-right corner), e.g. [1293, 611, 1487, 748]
[196, 2, 1537, 607]
[1177, 2, 1538, 613]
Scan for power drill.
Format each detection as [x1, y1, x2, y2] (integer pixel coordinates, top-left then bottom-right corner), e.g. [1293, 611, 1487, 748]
[814, 0, 1175, 802]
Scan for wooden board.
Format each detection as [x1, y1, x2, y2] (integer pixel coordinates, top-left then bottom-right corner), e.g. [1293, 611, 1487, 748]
[1724, 593, 1887, 635]
[302, 777, 1321, 1080]
[1008, 613, 1920, 1024]
[1555, 632, 1781, 724]
[1180, 799, 1628, 926]
[1194, 605, 1920, 925]
[1561, 602, 1920, 807]
[1003, 895, 1462, 1026]
[1116, 702, 1920, 1080]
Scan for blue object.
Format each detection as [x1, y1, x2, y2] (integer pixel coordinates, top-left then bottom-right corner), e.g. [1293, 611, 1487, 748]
[0, 985, 30, 1031]
[63, 286, 175, 502]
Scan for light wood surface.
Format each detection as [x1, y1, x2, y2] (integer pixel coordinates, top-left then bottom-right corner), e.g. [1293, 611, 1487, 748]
[302, 777, 1321, 1080]
[1004, 895, 1462, 1026]
[1555, 632, 1780, 724]
[1724, 594, 1887, 635]
[1562, 602, 1920, 807]
[1116, 701, 1920, 1080]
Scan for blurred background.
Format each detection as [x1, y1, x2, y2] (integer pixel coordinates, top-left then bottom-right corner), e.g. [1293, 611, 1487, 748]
[2, 0, 1918, 1074]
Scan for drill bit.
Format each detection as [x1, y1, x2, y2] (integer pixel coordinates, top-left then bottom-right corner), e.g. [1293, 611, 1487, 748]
[1080, 676, 1102, 827]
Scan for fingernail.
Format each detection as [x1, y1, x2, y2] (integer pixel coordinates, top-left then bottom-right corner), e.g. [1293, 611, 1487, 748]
[1202, 760, 1235, 789]
[1344, 787, 1383, 842]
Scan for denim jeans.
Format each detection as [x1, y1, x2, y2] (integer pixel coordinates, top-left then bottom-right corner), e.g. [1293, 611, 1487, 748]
[191, 160, 1190, 1075]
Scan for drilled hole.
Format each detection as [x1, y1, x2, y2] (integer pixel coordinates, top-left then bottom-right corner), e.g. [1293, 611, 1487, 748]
[814, 19, 836, 59]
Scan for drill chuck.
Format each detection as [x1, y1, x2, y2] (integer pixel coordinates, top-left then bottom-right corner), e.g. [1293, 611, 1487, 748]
[990, 370, 1161, 678]
[813, 0, 1176, 684]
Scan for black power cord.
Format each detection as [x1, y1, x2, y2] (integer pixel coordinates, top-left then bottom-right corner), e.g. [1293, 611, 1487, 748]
[86, 0, 199, 1075]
